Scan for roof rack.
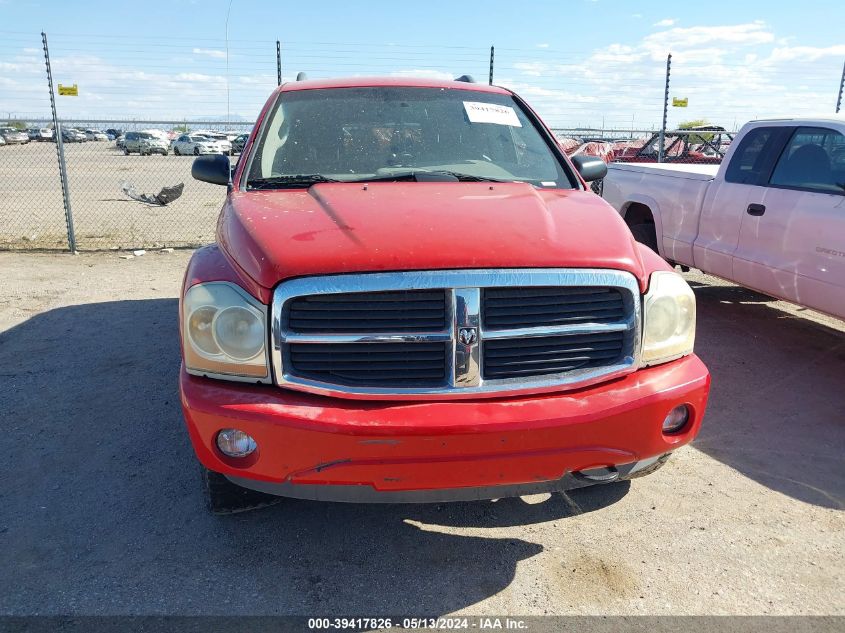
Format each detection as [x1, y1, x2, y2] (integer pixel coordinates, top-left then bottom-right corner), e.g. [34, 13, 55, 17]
[455, 75, 476, 83]
[296, 72, 308, 81]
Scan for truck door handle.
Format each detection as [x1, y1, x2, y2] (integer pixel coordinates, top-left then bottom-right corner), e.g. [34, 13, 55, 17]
[747, 203, 766, 216]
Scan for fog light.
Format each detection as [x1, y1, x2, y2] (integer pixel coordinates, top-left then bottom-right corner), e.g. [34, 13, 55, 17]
[662, 405, 690, 434]
[216, 429, 257, 457]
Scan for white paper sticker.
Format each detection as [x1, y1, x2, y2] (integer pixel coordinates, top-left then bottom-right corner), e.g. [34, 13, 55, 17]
[463, 101, 522, 127]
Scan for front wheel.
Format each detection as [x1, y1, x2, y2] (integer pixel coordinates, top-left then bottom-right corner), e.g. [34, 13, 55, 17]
[201, 467, 282, 515]
[174, 147, 181, 156]
[193, 147, 200, 156]
[123, 147, 130, 155]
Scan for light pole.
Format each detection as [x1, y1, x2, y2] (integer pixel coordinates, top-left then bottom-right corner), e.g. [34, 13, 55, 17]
[225, 0, 234, 129]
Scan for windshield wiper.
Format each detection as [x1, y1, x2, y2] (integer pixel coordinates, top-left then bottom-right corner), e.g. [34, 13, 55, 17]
[347, 170, 512, 183]
[247, 174, 342, 189]
[248, 171, 516, 189]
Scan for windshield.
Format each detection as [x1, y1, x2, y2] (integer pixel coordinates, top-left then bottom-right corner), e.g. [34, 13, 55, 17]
[246, 86, 575, 188]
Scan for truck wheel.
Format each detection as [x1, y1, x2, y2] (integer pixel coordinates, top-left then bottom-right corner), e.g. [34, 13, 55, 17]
[201, 467, 282, 515]
[621, 453, 672, 480]
[629, 223, 658, 253]
[124, 148, 130, 156]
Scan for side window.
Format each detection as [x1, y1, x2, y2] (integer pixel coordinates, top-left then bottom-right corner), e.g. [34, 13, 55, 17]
[769, 126, 845, 194]
[724, 127, 781, 184]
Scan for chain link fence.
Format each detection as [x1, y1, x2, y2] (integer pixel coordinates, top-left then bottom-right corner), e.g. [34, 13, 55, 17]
[2, 29, 844, 251]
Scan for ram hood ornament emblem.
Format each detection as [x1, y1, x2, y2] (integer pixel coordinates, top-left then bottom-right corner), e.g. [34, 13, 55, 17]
[458, 328, 478, 345]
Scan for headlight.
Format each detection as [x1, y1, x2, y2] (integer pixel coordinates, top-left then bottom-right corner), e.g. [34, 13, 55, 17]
[182, 282, 270, 382]
[641, 271, 696, 366]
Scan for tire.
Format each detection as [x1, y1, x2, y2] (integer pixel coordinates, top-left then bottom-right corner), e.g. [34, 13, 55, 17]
[621, 453, 672, 480]
[193, 147, 200, 156]
[201, 467, 282, 515]
[629, 223, 659, 253]
[124, 147, 130, 156]
[174, 147, 180, 156]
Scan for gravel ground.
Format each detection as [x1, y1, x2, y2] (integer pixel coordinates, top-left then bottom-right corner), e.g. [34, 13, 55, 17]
[0, 251, 842, 616]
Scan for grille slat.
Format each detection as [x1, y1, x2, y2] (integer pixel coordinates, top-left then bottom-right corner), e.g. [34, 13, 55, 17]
[482, 331, 626, 380]
[289, 342, 448, 387]
[482, 286, 625, 330]
[288, 290, 447, 333]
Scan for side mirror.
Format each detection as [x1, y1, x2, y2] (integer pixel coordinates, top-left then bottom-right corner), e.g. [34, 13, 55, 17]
[192, 154, 231, 186]
[571, 155, 608, 183]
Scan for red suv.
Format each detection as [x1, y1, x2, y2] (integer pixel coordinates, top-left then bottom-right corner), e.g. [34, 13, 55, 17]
[181, 76, 710, 513]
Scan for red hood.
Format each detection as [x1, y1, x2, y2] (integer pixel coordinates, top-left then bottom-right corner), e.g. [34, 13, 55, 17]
[218, 182, 647, 291]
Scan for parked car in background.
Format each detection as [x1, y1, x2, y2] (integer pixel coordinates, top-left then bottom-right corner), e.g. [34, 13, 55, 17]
[105, 128, 123, 140]
[61, 128, 87, 143]
[231, 133, 249, 154]
[0, 127, 30, 144]
[85, 129, 109, 141]
[194, 131, 232, 155]
[26, 127, 54, 141]
[181, 75, 710, 513]
[603, 116, 845, 320]
[172, 134, 228, 156]
[123, 131, 169, 155]
[115, 134, 126, 149]
[0, 136, 6, 146]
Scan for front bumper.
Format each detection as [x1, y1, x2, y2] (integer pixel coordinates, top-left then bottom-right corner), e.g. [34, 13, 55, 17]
[180, 354, 710, 502]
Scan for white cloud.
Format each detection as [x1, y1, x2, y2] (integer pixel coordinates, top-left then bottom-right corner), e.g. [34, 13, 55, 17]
[640, 21, 774, 59]
[653, 18, 676, 27]
[767, 44, 845, 62]
[389, 69, 455, 81]
[536, 43, 550, 48]
[192, 48, 227, 59]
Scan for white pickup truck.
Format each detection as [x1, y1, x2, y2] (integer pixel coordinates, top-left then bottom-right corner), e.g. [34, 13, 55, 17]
[602, 116, 845, 320]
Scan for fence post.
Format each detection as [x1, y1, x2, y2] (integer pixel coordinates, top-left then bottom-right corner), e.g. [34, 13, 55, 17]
[657, 53, 672, 164]
[836, 60, 844, 114]
[41, 32, 76, 253]
[489, 46, 494, 85]
[276, 40, 282, 86]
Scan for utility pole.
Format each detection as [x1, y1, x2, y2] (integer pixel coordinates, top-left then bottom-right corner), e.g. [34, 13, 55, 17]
[836, 60, 845, 114]
[488, 46, 494, 85]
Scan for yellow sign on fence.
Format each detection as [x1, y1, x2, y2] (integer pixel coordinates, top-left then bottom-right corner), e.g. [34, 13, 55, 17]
[672, 97, 688, 107]
[58, 84, 78, 96]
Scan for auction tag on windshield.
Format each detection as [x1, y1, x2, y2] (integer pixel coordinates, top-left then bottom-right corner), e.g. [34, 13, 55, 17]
[463, 101, 522, 127]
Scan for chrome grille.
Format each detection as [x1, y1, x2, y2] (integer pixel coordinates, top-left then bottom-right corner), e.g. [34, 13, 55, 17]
[272, 269, 641, 399]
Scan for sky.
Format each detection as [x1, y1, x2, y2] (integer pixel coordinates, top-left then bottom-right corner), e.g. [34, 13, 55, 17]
[1, 0, 844, 130]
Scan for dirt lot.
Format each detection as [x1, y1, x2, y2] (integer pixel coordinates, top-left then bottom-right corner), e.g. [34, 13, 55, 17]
[0, 251, 842, 616]
[0, 141, 227, 250]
